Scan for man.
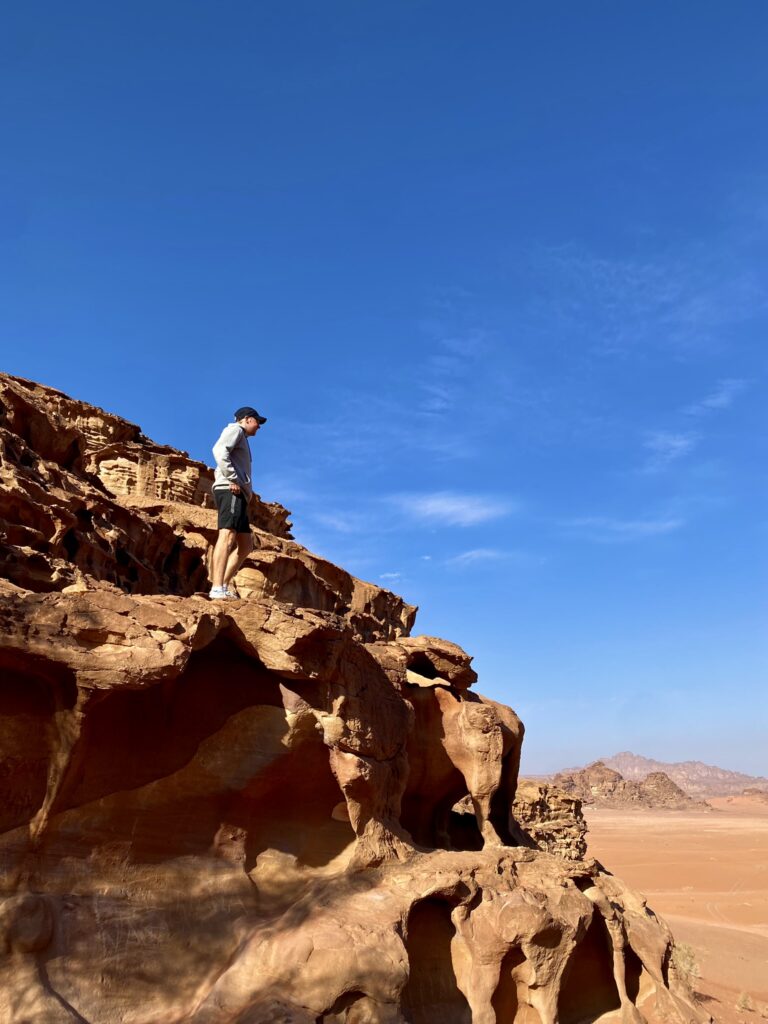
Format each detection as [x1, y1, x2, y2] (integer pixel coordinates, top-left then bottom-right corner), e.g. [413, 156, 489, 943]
[209, 405, 266, 599]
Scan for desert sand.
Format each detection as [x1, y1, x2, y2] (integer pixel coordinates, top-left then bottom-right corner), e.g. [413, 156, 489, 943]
[586, 802, 768, 1022]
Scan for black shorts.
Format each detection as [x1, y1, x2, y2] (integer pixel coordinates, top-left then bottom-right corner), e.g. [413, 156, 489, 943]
[213, 489, 251, 534]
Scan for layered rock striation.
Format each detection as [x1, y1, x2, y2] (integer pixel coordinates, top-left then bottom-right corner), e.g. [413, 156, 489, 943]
[511, 781, 589, 862]
[0, 375, 709, 1023]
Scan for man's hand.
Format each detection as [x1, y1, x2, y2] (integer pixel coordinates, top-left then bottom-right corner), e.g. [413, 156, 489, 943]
[229, 482, 241, 495]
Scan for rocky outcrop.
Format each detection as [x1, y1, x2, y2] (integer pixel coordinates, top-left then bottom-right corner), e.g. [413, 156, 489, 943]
[553, 762, 643, 807]
[600, 751, 768, 799]
[0, 372, 412, 641]
[639, 772, 709, 810]
[0, 376, 709, 1024]
[512, 780, 588, 861]
[553, 761, 708, 811]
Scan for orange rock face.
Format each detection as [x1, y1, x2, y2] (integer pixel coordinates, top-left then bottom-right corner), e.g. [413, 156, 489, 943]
[0, 374, 709, 1023]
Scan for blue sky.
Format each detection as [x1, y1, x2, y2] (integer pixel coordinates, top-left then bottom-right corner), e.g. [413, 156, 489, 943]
[2, 2, 766, 774]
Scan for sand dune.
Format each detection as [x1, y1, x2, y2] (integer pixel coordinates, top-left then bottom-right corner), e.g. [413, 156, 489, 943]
[586, 803, 768, 1023]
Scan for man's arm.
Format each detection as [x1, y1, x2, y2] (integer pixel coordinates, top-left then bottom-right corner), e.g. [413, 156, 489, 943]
[212, 425, 243, 493]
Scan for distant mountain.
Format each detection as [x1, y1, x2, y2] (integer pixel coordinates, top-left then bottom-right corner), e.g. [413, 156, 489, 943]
[598, 752, 768, 799]
[551, 761, 707, 810]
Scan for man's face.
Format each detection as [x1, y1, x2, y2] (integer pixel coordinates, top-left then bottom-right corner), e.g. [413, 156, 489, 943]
[242, 416, 261, 437]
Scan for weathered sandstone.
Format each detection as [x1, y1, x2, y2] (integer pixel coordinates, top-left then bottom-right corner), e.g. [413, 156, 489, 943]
[511, 780, 589, 861]
[0, 375, 709, 1023]
[553, 762, 708, 811]
[599, 751, 768, 800]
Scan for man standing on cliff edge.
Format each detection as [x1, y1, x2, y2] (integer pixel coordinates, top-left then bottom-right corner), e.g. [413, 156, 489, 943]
[209, 405, 266, 600]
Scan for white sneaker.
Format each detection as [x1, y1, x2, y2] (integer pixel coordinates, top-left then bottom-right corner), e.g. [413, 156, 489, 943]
[224, 584, 240, 599]
[208, 586, 236, 600]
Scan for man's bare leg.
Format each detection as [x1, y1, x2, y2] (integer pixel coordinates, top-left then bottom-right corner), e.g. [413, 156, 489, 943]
[211, 529, 237, 588]
[223, 533, 254, 589]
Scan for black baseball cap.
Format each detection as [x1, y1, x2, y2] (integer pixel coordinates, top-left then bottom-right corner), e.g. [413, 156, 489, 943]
[234, 406, 267, 424]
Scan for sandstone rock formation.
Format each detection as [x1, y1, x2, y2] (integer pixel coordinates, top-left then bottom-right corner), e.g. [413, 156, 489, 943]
[0, 374, 710, 1023]
[638, 772, 709, 810]
[552, 763, 709, 811]
[511, 780, 588, 861]
[599, 751, 768, 800]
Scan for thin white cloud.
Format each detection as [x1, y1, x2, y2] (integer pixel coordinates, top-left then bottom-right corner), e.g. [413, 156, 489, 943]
[390, 491, 515, 527]
[421, 382, 454, 413]
[254, 474, 311, 505]
[299, 387, 479, 464]
[536, 243, 765, 357]
[563, 516, 684, 542]
[440, 329, 489, 359]
[684, 378, 749, 416]
[311, 511, 366, 533]
[428, 353, 465, 376]
[379, 571, 401, 580]
[445, 548, 545, 568]
[447, 548, 506, 565]
[414, 314, 497, 428]
[643, 431, 699, 471]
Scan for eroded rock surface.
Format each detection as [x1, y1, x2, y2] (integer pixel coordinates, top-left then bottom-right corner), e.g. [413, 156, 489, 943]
[599, 751, 768, 799]
[511, 780, 588, 861]
[553, 762, 709, 811]
[0, 376, 709, 1023]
